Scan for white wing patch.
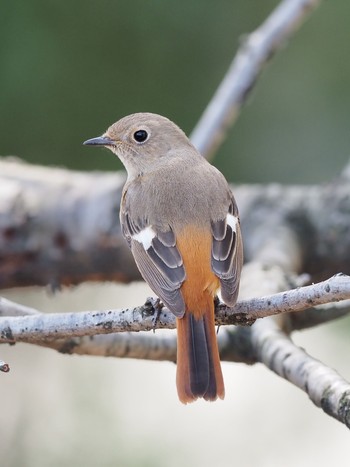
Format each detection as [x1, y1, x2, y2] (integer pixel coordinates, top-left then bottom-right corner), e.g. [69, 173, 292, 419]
[227, 213, 238, 232]
[132, 226, 156, 250]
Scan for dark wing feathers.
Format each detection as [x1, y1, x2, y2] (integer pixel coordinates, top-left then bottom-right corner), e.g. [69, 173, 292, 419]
[156, 229, 176, 247]
[211, 199, 243, 307]
[151, 237, 182, 268]
[211, 218, 226, 241]
[212, 226, 234, 262]
[218, 227, 243, 305]
[146, 243, 185, 284]
[121, 209, 186, 317]
[122, 212, 138, 247]
[121, 192, 242, 314]
[132, 242, 186, 316]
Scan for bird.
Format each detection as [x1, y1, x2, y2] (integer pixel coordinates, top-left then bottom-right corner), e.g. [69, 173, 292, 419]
[84, 113, 243, 403]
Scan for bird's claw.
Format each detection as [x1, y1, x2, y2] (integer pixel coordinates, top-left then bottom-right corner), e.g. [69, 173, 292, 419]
[143, 297, 164, 331]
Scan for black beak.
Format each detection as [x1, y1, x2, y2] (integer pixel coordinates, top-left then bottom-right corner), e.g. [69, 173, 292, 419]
[83, 136, 114, 146]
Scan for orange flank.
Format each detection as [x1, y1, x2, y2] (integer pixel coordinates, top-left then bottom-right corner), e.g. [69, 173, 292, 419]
[175, 226, 224, 404]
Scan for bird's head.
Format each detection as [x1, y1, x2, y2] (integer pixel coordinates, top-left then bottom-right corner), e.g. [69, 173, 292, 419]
[84, 112, 195, 179]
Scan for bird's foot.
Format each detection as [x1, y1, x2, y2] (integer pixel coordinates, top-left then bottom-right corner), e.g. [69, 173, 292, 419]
[143, 297, 164, 331]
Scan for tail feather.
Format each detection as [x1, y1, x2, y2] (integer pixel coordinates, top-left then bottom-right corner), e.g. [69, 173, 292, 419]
[176, 298, 224, 404]
[203, 311, 222, 401]
[188, 313, 210, 396]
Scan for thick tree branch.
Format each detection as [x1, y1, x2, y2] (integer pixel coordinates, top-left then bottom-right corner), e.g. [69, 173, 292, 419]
[0, 158, 139, 289]
[2, 159, 350, 289]
[190, 0, 321, 159]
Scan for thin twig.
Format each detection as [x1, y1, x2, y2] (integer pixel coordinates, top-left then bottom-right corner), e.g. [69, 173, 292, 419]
[0, 274, 349, 344]
[190, 0, 321, 159]
[0, 297, 39, 317]
[0, 359, 10, 372]
[219, 273, 350, 324]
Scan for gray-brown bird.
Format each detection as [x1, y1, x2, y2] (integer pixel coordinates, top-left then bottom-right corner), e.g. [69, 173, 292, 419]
[84, 113, 243, 403]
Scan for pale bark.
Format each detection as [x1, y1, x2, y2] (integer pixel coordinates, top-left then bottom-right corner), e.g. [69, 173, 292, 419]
[0, 158, 139, 289]
[0, 359, 10, 372]
[2, 158, 350, 289]
[251, 318, 350, 427]
[1, 274, 349, 343]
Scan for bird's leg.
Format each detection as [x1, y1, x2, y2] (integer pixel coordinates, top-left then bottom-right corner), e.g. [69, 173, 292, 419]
[143, 296, 164, 331]
[213, 295, 222, 334]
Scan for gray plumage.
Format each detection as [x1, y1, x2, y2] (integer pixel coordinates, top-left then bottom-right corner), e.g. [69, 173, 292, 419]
[84, 112, 243, 315]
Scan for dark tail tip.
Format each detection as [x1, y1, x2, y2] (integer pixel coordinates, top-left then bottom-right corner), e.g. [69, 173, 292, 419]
[188, 314, 211, 397]
[176, 309, 225, 404]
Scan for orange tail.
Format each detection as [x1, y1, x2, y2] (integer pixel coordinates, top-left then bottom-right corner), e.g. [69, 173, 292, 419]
[176, 297, 225, 404]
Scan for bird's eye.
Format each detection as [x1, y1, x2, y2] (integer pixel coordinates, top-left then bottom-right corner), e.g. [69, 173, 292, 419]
[133, 129, 149, 143]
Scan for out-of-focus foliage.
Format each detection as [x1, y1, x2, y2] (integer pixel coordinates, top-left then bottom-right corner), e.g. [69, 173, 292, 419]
[1, 0, 349, 183]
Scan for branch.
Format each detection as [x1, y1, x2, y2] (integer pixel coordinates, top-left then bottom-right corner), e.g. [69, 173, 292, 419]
[288, 300, 350, 331]
[0, 158, 139, 289]
[2, 159, 350, 288]
[2, 267, 349, 426]
[0, 297, 39, 317]
[39, 333, 178, 362]
[1, 274, 349, 343]
[29, 328, 254, 365]
[251, 318, 350, 427]
[219, 273, 350, 323]
[190, 0, 321, 159]
[0, 359, 10, 372]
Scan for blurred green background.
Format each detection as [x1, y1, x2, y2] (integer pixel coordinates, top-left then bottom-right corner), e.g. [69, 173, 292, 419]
[1, 0, 349, 183]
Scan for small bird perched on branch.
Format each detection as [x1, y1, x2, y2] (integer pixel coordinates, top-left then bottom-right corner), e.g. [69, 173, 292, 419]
[84, 113, 243, 403]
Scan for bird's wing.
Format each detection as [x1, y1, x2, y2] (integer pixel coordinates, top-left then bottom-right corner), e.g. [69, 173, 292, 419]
[121, 209, 186, 318]
[210, 198, 243, 306]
